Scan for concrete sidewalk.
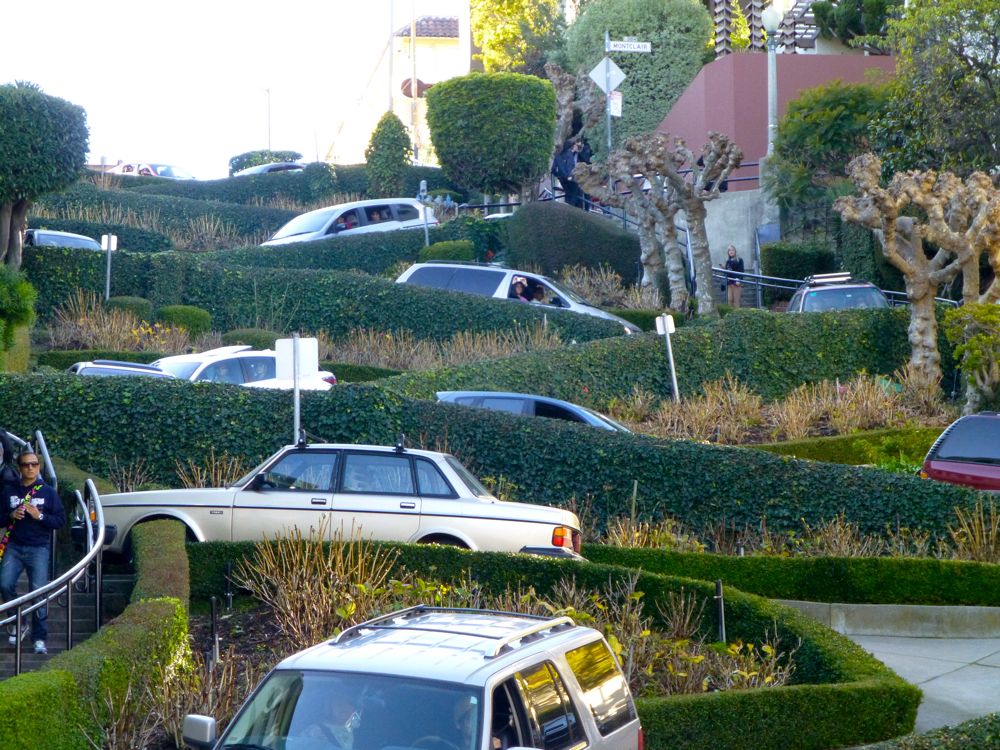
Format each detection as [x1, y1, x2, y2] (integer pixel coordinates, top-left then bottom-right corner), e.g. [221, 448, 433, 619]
[780, 600, 1000, 733]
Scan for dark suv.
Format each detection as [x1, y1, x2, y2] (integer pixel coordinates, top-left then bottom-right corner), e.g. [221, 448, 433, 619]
[921, 412, 1000, 491]
[787, 273, 890, 313]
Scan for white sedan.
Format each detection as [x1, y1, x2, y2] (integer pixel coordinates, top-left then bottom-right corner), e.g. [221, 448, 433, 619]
[101, 442, 582, 558]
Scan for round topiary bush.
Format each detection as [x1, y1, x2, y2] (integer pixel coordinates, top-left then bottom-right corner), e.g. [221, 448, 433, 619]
[222, 328, 280, 349]
[419, 240, 476, 262]
[107, 296, 153, 322]
[155, 305, 212, 337]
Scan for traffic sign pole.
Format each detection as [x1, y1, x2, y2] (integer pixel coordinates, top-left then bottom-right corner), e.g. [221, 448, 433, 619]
[604, 30, 612, 184]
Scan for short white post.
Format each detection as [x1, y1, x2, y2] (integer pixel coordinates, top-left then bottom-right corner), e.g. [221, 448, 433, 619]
[655, 313, 680, 402]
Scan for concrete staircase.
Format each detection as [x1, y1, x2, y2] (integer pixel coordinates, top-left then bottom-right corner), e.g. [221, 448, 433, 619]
[0, 573, 133, 678]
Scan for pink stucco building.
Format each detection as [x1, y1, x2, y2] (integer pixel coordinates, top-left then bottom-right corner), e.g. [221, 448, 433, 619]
[656, 52, 896, 190]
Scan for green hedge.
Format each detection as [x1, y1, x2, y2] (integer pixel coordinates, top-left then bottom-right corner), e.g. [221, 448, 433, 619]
[23, 249, 624, 341]
[156, 304, 212, 336]
[326, 362, 403, 382]
[756, 427, 943, 466]
[36, 349, 162, 370]
[188, 541, 919, 749]
[861, 713, 1000, 749]
[27, 215, 173, 252]
[0, 670, 85, 749]
[0, 375, 979, 538]
[583, 546, 1000, 606]
[382, 307, 940, 404]
[504, 201, 641, 284]
[760, 240, 837, 302]
[130, 520, 191, 609]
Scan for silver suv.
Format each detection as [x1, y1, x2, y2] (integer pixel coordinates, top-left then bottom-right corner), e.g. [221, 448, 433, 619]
[786, 273, 890, 312]
[184, 606, 642, 750]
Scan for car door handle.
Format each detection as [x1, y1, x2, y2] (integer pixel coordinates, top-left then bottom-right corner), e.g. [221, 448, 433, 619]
[311, 498, 327, 505]
[399, 502, 416, 509]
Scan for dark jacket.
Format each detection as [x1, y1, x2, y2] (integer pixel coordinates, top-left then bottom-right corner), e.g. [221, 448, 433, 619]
[4, 479, 64, 546]
[551, 147, 577, 181]
[724, 256, 745, 285]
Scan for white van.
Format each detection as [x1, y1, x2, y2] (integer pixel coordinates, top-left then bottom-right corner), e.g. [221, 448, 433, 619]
[395, 261, 641, 334]
[262, 198, 437, 247]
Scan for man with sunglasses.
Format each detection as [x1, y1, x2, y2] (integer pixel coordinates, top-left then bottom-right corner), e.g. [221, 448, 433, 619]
[1, 451, 65, 654]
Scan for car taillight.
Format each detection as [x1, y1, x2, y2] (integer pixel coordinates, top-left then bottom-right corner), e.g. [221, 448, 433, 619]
[638, 727, 645, 750]
[919, 470, 929, 479]
[552, 526, 571, 548]
[323, 374, 338, 385]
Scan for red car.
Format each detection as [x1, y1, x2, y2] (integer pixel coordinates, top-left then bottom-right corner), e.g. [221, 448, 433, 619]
[921, 413, 1000, 491]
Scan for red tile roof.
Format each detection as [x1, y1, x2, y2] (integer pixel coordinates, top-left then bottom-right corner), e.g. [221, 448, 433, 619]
[394, 16, 459, 38]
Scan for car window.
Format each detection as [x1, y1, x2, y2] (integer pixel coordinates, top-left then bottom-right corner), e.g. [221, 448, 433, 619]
[935, 417, 1000, 463]
[263, 452, 338, 491]
[788, 291, 802, 311]
[480, 397, 527, 415]
[448, 268, 506, 296]
[445, 455, 494, 499]
[534, 401, 584, 423]
[395, 203, 419, 222]
[404, 266, 456, 289]
[341, 453, 415, 494]
[242, 356, 276, 383]
[331, 209, 362, 233]
[271, 208, 338, 240]
[155, 360, 200, 380]
[564, 639, 636, 736]
[415, 458, 455, 497]
[515, 662, 586, 750]
[802, 287, 888, 311]
[364, 205, 393, 224]
[197, 359, 245, 384]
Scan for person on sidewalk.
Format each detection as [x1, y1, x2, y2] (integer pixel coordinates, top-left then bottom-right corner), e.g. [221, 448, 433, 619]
[1, 451, 65, 654]
[721, 244, 745, 307]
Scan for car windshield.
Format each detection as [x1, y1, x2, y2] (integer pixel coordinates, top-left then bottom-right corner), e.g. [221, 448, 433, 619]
[935, 417, 1000, 464]
[270, 208, 337, 240]
[152, 164, 195, 179]
[219, 670, 482, 750]
[445, 455, 494, 499]
[541, 277, 589, 306]
[153, 360, 200, 380]
[581, 406, 633, 433]
[801, 287, 889, 311]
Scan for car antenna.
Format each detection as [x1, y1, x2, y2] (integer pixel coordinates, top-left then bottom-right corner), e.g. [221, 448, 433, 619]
[296, 428, 307, 449]
[395, 434, 407, 453]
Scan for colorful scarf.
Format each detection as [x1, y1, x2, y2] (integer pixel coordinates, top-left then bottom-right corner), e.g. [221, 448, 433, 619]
[0, 483, 40, 563]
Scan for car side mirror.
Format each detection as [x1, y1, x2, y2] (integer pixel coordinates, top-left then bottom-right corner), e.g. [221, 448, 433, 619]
[182, 715, 217, 749]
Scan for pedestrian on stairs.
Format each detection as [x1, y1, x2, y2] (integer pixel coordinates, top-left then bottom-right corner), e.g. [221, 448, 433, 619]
[1, 451, 65, 655]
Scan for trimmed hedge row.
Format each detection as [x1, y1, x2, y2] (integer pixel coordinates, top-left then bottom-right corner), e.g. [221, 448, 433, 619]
[23, 249, 623, 341]
[383, 306, 942, 403]
[583, 546, 1000, 606]
[760, 240, 836, 302]
[0, 375, 979, 537]
[36, 349, 162, 370]
[756, 427, 943, 466]
[862, 713, 1000, 749]
[0, 522, 192, 748]
[188, 541, 920, 749]
[26, 215, 173, 252]
[35, 182, 297, 249]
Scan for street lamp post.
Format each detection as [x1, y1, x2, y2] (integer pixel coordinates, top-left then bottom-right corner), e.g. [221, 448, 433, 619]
[761, 4, 782, 158]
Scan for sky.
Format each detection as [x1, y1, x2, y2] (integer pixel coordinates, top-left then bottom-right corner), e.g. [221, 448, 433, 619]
[2, 0, 464, 179]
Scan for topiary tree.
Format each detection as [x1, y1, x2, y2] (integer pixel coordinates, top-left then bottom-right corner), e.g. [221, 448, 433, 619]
[228, 150, 303, 177]
[426, 72, 556, 200]
[364, 113, 413, 198]
[564, 0, 713, 160]
[0, 82, 88, 270]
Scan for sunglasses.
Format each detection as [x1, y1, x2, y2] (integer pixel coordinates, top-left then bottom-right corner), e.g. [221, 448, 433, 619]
[19, 461, 39, 468]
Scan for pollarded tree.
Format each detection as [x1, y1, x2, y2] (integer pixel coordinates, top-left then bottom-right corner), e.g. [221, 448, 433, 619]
[471, 0, 565, 76]
[835, 153, 1000, 390]
[564, 0, 713, 160]
[364, 112, 413, 198]
[0, 82, 88, 269]
[426, 72, 556, 200]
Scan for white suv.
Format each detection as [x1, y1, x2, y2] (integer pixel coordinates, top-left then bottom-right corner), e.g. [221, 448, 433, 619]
[152, 346, 337, 390]
[262, 198, 437, 246]
[184, 606, 642, 750]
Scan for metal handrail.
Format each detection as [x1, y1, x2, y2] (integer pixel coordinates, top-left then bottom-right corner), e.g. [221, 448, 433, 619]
[0, 479, 105, 675]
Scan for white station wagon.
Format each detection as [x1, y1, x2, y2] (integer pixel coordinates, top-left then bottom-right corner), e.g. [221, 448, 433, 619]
[101, 442, 582, 558]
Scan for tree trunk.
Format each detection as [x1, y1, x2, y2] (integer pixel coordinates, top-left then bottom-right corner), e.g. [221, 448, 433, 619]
[657, 221, 689, 311]
[684, 203, 716, 316]
[636, 215, 665, 287]
[6, 200, 29, 270]
[904, 278, 943, 387]
[0, 202, 12, 266]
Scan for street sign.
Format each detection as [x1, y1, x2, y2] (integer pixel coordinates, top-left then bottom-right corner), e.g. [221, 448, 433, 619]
[589, 58, 625, 94]
[610, 90, 622, 117]
[609, 40, 651, 52]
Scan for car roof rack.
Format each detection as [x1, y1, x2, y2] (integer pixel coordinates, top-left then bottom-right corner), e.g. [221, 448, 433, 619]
[90, 360, 166, 371]
[331, 605, 576, 658]
[803, 272, 855, 286]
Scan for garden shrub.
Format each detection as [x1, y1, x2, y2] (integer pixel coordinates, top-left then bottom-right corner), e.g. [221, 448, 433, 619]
[188, 542, 919, 749]
[0, 265, 36, 351]
[863, 713, 1000, 749]
[504, 201, 641, 284]
[609, 308, 671, 332]
[106, 295, 153, 321]
[130, 519, 190, 609]
[0, 375, 978, 538]
[419, 239, 475, 262]
[155, 304, 211, 337]
[325, 362, 403, 382]
[365, 112, 412, 198]
[760, 240, 837, 302]
[222, 328, 280, 349]
[228, 149, 303, 176]
[0, 670, 85, 749]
